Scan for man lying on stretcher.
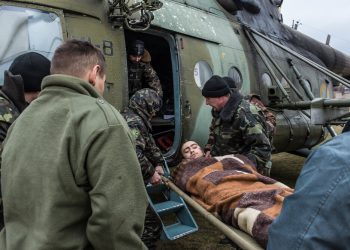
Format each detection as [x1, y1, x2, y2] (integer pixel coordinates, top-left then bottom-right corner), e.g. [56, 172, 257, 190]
[171, 141, 293, 248]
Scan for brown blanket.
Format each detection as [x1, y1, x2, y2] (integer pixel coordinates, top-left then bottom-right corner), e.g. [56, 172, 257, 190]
[171, 155, 293, 248]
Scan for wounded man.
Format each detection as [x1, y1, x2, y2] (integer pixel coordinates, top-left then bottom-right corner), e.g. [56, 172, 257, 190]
[171, 141, 293, 248]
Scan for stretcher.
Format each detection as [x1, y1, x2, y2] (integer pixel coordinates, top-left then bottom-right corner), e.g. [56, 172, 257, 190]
[146, 161, 263, 250]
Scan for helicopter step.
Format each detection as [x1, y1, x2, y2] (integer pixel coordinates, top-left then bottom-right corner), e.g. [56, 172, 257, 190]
[146, 177, 198, 240]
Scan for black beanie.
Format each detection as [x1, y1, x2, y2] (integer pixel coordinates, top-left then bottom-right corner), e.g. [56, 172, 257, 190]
[9, 52, 50, 92]
[202, 75, 230, 97]
[130, 40, 145, 56]
[223, 76, 237, 89]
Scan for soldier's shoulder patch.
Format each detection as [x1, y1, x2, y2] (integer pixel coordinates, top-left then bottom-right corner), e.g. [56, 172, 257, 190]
[130, 128, 141, 139]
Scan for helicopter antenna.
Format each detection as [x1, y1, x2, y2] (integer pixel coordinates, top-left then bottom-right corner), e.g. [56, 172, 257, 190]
[108, 0, 163, 31]
[292, 19, 302, 30]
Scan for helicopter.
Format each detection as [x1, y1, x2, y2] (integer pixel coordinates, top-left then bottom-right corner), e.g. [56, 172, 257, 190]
[1, 0, 350, 164]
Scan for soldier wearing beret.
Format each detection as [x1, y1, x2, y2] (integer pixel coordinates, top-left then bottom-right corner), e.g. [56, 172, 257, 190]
[202, 75, 272, 175]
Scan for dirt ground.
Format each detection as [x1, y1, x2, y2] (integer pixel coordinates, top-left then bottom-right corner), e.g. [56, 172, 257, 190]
[156, 152, 306, 250]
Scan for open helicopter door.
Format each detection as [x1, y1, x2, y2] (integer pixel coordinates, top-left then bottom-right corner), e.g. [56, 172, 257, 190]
[175, 34, 222, 146]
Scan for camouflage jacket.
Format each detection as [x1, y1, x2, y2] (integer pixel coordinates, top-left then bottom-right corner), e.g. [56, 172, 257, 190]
[122, 107, 163, 182]
[0, 92, 20, 143]
[245, 94, 276, 141]
[128, 60, 163, 98]
[204, 92, 271, 172]
[0, 71, 28, 143]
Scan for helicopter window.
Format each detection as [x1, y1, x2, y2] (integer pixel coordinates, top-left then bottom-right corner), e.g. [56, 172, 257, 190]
[262, 73, 272, 87]
[194, 61, 213, 89]
[227, 67, 243, 90]
[0, 6, 63, 85]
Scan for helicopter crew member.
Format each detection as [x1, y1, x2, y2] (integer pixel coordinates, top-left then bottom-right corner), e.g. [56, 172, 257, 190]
[127, 40, 163, 98]
[0, 40, 148, 250]
[122, 88, 164, 249]
[0, 52, 50, 230]
[202, 75, 272, 175]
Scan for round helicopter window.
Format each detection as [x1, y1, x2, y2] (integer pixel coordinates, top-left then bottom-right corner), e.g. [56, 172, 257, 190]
[227, 67, 243, 89]
[262, 73, 272, 87]
[260, 73, 273, 100]
[194, 61, 213, 88]
[280, 77, 289, 88]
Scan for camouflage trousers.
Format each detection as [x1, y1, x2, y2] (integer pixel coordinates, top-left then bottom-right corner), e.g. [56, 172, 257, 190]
[141, 205, 162, 250]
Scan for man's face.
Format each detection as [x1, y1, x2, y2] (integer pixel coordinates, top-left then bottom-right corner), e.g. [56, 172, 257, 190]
[129, 54, 142, 63]
[205, 96, 225, 111]
[24, 91, 40, 104]
[181, 141, 203, 160]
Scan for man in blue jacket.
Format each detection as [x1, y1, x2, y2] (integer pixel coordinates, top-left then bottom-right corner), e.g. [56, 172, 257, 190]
[268, 132, 350, 250]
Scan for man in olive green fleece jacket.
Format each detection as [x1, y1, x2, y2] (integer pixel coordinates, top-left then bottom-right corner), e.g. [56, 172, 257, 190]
[0, 40, 148, 250]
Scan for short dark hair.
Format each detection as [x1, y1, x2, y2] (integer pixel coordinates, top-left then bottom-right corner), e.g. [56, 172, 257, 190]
[51, 39, 106, 78]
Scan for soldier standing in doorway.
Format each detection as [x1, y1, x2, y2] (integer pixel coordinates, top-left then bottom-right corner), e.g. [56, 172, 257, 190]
[127, 40, 163, 98]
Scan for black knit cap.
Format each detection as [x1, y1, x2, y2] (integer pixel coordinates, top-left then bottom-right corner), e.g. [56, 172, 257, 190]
[9, 52, 50, 92]
[223, 76, 237, 89]
[202, 75, 230, 97]
[130, 40, 145, 56]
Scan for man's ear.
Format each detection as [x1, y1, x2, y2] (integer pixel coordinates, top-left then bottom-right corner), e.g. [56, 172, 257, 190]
[87, 65, 100, 86]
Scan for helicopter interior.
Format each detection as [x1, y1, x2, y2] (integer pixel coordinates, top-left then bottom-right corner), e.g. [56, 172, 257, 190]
[124, 30, 177, 153]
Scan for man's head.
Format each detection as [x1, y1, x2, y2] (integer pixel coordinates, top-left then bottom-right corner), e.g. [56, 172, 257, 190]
[9, 52, 50, 103]
[181, 141, 204, 160]
[202, 75, 230, 111]
[51, 39, 106, 94]
[129, 88, 162, 119]
[129, 40, 145, 63]
[223, 76, 238, 90]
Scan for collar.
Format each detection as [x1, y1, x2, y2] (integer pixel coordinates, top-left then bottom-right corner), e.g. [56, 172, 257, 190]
[2, 71, 28, 112]
[42, 74, 101, 98]
[132, 107, 152, 130]
[219, 91, 243, 121]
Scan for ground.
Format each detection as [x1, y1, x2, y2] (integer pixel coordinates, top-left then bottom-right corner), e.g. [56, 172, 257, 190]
[156, 152, 306, 249]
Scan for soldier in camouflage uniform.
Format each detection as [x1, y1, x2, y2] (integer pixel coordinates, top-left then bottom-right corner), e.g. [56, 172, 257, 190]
[128, 40, 163, 98]
[223, 76, 276, 142]
[202, 75, 272, 175]
[0, 52, 50, 230]
[122, 88, 164, 250]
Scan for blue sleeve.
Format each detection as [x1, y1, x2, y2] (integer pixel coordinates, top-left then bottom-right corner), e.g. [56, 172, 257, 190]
[268, 135, 350, 250]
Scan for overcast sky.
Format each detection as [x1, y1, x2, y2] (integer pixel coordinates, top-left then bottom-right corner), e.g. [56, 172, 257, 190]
[281, 0, 350, 56]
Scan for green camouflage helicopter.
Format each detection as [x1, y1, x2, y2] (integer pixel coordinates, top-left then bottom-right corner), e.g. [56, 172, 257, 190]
[1, 0, 350, 163]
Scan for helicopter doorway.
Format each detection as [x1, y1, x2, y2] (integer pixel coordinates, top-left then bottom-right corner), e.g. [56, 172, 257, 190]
[124, 30, 181, 162]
